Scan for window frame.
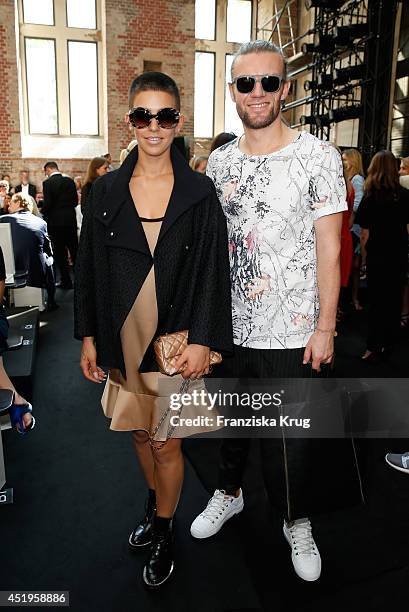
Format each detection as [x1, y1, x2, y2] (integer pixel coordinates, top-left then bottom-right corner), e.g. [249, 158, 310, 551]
[194, 0, 255, 137]
[17, 0, 107, 156]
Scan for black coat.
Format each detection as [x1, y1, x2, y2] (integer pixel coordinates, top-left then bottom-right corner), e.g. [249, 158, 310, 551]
[14, 183, 37, 199]
[42, 173, 77, 229]
[74, 144, 233, 376]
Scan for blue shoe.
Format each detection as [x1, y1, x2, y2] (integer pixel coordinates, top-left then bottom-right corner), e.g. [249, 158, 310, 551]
[9, 402, 35, 435]
[385, 452, 409, 474]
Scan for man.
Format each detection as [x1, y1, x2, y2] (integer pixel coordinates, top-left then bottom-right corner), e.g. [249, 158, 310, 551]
[42, 161, 78, 290]
[103, 153, 114, 172]
[0, 194, 57, 311]
[14, 170, 37, 200]
[190, 41, 350, 582]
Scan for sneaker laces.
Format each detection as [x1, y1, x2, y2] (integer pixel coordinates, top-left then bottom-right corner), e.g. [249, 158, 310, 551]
[200, 490, 235, 523]
[288, 520, 318, 556]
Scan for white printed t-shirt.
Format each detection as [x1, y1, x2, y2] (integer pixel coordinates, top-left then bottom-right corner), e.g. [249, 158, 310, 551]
[207, 131, 347, 350]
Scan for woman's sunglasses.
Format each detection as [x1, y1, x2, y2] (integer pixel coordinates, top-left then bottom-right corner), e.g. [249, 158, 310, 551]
[128, 107, 180, 129]
[232, 74, 284, 94]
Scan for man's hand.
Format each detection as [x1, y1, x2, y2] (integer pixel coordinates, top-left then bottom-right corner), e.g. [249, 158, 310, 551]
[303, 330, 334, 372]
[80, 337, 106, 383]
[175, 344, 211, 379]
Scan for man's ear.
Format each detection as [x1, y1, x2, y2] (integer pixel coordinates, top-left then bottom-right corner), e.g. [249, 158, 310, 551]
[280, 80, 291, 102]
[228, 82, 236, 104]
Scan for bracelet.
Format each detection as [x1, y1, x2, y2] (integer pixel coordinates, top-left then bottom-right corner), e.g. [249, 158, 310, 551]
[316, 327, 336, 335]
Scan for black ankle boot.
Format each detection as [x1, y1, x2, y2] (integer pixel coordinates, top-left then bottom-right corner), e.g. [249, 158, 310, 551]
[142, 516, 174, 588]
[129, 489, 156, 549]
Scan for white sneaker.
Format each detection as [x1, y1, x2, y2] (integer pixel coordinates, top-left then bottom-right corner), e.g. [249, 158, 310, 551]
[190, 489, 244, 539]
[283, 518, 321, 581]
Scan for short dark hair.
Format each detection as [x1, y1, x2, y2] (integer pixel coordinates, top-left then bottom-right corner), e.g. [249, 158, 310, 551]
[128, 72, 181, 110]
[44, 161, 59, 171]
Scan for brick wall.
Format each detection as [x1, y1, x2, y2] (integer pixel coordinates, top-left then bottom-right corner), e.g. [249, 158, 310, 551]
[0, 0, 22, 174]
[0, 0, 195, 192]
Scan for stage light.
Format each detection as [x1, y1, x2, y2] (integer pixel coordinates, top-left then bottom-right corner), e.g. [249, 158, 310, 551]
[300, 113, 331, 127]
[313, 33, 335, 54]
[333, 64, 365, 85]
[305, 0, 346, 9]
[334, 23, 369, 46]
[301, 43, 315, 54]
[328, 105, 363, 123]
[317, 73, 333, 89]
[304, 74, 333, 91]
[300, 115, 317, 126]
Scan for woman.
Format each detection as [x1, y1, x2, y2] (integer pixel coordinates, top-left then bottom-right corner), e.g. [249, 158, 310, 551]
[399, 156, 409, 329]
[189, 155, 208, 174]
[80, 157, 109, 210]
[342, 149, 365, 310]
[74, 72, 232, 588]
[355, 151, 409, 361]
[0, 246, 35, 433]
[338, 160, 354, 317]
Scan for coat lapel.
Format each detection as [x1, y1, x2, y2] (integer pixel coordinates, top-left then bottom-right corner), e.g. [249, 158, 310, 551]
[94, 143, 212, 256]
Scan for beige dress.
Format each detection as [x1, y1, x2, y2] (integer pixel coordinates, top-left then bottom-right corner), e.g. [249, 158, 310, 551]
[101, 219, 220, 441]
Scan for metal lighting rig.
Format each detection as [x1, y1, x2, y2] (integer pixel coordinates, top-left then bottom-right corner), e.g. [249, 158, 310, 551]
[270, 0, 402, 168]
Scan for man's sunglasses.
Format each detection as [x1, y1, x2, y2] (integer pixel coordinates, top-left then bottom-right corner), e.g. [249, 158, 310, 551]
[128, 107, 180, 129]
[232, 74, 284, 94]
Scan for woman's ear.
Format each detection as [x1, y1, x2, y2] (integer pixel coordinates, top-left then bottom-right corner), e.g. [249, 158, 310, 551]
[175, 113, 185, 134]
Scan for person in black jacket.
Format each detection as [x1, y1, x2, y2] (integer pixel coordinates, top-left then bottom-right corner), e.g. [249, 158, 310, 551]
[74, 72, 233, 589]
[14, 170, 37, 199]
[355, 150, 409, 361]
[0, 194, 58, 311]
[42, 161, 78, 290]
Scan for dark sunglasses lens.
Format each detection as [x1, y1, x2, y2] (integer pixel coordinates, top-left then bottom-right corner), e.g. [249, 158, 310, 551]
[261, 75, 281, 92]
[236, 77, 256, 94]
[129, 108, 150, 128]
[157, 108, 179, 128]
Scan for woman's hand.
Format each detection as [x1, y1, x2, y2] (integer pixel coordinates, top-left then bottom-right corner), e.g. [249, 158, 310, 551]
[175, 344, 210, 379]
[80, 337, 106, 383]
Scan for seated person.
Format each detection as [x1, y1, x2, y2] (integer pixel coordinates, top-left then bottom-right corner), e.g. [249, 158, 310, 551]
[0, 194, 58, 311]
[0, 245, 35, 433]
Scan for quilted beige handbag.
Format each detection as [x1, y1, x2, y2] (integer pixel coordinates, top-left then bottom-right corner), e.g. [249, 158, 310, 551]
[153, 330, 222, 376]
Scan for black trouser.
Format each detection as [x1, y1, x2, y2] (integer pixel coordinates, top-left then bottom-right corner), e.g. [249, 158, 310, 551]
[366, 261, 405, 352]
[49, 225, 78, 285]
[217, 345, 362, 521]
[44, 264, 56, 304]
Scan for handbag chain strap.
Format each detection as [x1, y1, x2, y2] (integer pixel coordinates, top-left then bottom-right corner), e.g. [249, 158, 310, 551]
[149, 378, 191, 451]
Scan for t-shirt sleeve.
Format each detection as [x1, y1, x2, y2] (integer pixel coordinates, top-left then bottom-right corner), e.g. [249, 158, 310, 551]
[310, 144, 348, 221]
[206, 151, 217, 185]
[0, 246, 6, 281]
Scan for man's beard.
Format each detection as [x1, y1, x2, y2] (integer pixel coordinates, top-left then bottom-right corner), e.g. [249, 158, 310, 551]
[237, 101, 281, 130]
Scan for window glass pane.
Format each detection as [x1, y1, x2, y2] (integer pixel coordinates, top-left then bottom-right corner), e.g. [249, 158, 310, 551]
[194, 52, 214, 138]
[195, 0, 216, 40]
[227, 0, 252, 43]
[68, 41, 98, 135]
[67, 0, 96, 29]
[225, 54, 243, 136]
[23, 0, 54, 25]
[25, 38, 58, 134]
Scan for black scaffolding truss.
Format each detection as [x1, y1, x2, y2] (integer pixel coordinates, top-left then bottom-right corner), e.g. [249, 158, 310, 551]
[279, 0, 401, 168]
